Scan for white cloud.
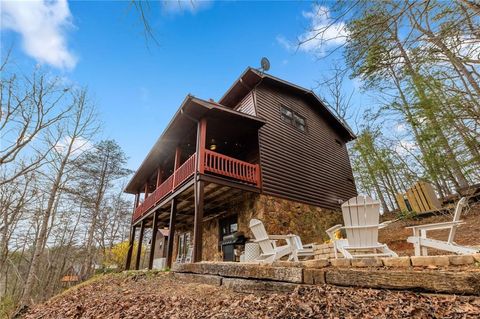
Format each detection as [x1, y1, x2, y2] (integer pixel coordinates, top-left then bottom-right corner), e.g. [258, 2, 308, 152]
[161, 0, 212, 15]
[1, 0, 77, 70]
[277, 4, 348, 56]
[395, 139, 417, 155]
[276, 35, 293, 51]
[395, 123, 406, 133]
[55, 136, 92, 156]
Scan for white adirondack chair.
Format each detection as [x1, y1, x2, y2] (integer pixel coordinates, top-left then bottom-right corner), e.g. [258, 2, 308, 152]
[249, 219, 294, 263]
[287, 236, 315, 261]
[326, 195, 398, 259]
[407, 197, 479, 256]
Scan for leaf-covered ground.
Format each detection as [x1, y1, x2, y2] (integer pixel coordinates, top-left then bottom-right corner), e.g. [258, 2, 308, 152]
[24, 272, 480, 319]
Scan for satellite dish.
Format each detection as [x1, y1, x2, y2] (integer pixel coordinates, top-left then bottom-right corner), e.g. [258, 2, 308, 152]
[260, 57, 270, 72]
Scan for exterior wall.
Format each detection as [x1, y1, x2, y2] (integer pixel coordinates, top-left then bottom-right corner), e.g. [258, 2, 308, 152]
[199, 193, 343, 261]
[254, 83, 357, 210]
[234, 91, 256, 116]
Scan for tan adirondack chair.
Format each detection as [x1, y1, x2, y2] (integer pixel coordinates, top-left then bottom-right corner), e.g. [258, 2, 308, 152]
[249, 219, 294, 263]
[407, 197, 479, 256]
[326, 195, 398, 259]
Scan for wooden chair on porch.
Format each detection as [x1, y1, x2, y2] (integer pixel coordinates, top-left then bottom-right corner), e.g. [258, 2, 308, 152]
[249, 219, 294, 263]
[407, 197, 479, 256]
[326, 195, 398, 259]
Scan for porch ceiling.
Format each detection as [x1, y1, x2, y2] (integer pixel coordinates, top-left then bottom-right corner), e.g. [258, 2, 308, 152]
[125, 95, 265, 194]
[139, 181, 252, 228]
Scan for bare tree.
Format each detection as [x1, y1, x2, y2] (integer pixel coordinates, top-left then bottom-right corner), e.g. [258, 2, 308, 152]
[0, 62, 74, 186]
[20, 89, 98, 306]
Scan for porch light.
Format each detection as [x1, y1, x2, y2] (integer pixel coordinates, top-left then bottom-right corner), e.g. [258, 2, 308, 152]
[209, 139, 217, 151]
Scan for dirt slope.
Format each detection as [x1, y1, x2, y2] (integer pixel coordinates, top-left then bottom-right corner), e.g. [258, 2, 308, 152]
[24, 272, 480, 319]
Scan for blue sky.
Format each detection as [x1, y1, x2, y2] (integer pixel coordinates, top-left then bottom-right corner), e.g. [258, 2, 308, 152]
[1, 0, 371, 171]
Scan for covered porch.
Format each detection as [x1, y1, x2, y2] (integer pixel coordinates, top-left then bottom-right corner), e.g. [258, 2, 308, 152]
[124, 96, 265, 270]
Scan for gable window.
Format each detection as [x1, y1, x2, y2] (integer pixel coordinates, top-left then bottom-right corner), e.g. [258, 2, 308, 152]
[280, 105, 306, 132]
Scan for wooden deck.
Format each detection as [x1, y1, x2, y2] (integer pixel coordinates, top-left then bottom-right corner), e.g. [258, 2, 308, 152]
[132, 150, 260, 225]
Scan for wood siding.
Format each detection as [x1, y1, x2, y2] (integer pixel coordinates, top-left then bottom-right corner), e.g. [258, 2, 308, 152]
[234, 92, 256, 116]
[255, 83, 357, 210]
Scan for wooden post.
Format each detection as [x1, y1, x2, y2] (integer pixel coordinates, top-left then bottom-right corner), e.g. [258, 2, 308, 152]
[134, 193, 140, 208]
[135, 220, 145, 270]
[148, 211, 159, 270]
[197, 118, 207, 174]
[172, 146, 182, 188]
[165, 198, 177, 268]
[192, 180, 205, 262]
[144, 183, 149, 200]
[125, 225, 136, 270]
[156, 168, 163, 188]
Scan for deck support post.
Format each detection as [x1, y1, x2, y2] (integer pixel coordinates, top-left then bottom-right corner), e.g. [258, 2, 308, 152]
[192, 180, 205, 262]
[135, 220, 145, 270]
[125, 225, 136, 270]
[165, 198, 177, 268]
[148, 211, 159, 270]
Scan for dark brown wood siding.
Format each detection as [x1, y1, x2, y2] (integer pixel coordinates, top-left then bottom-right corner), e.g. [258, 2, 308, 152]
[255, 83, 357, 210]
[234, 92, 256, 116]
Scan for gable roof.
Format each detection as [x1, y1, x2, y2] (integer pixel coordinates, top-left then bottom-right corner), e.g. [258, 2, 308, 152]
[219, 67, 356, 141]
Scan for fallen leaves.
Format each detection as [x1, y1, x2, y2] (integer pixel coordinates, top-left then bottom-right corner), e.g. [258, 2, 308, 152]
[24, 272, 480, 319]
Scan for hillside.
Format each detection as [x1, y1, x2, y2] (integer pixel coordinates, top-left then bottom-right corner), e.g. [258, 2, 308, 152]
[23, 272, 479, 318]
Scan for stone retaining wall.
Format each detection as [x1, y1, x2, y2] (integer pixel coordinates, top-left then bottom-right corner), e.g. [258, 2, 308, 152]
[172, 254, 480, 295]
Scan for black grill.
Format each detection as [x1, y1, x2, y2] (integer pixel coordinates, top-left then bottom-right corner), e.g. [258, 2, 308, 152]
[221, 232, 247, 262]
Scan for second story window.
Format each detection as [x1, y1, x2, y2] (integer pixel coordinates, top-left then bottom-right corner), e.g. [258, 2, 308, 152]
[293, 113, 306, 132]
[280, 105, 306, 132]
[280, 106, 293, 123]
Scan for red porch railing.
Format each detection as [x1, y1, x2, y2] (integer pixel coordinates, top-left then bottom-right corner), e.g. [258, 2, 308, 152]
[204, 150, 260, 186]
[132, 151, 260, 223]
[132, 154, 196, 222]
[174, 153, 196, 188]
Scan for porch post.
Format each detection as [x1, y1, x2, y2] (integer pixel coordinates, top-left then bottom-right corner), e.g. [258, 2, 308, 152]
[192, 180, 205, 262]
[172, 146, 182, 187]
[191, 118, 207, 263]
[148, 211, 159, 270]
[197, 118, 207, 174]
[144, 183, 149, 199]
[156, 168, 163, 188]
[134, 193, 140, 208]
[125, 225, 136, 270]
[135, 220, 145, 270]
[165, 198, 177, 268]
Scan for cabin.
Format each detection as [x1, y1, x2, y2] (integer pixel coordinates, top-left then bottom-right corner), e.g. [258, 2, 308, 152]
[124, 67, 357, 270]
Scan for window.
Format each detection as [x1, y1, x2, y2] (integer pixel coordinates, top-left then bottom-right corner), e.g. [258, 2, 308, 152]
[280, 105, 306, 132]
[177, 232, 191, 261]
[280, 106, 293, 124]
[219, 215, 238, 239]
[293, 113, 306, 132]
